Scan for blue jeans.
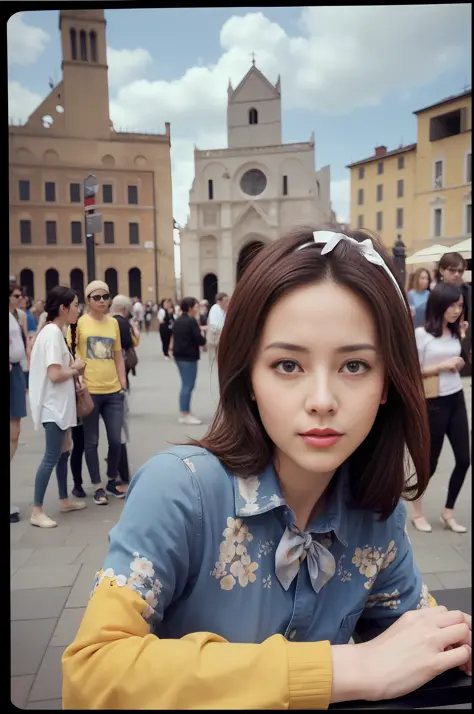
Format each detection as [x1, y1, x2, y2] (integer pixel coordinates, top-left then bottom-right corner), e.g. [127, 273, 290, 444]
[34, 422, 69, 507]
[175, 360, 198, 413]
[82, 392, 124, 485]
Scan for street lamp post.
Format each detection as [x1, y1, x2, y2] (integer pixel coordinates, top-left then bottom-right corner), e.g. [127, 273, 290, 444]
[83, 174, 102, 284]
[392, 234, 406, 288]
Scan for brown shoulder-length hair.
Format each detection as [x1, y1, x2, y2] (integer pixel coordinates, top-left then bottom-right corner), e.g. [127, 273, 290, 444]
[409, 267, 431, 292]
[193, 226, 430, 520]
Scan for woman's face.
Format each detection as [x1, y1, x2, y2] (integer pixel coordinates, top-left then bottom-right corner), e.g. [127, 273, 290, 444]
[444, 296, 464, 324]
[87, 289, 110, 314]
[441, 264, 464, 285]
[418, 271, 430, 291]
[65, 297, 79, 325]
[251, 281, 386, 479]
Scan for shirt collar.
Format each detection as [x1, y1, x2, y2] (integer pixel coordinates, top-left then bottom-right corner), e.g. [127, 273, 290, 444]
[233, 462, 349, 547]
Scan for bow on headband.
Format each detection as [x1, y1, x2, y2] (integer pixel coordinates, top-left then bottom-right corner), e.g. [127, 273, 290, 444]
[297, 231, 407, 305]
[275, 526, 336, 594]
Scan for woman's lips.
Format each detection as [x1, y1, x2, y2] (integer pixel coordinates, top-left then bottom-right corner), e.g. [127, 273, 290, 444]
[299, 430, 342, 448]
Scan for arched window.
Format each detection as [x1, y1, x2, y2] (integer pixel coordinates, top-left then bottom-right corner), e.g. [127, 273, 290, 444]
[20, 268, 34, 299]
[89, 31, 98, 62]
[105, 268, 118, 298]
[70, 28, 77, 60]
[70, 268, 85, 304]
[128, 267, 142, 301]
[248, 108, 258, 125]
[202, 273, 218, 305]
[80, 30, 87, 61]
[45, 268, 59, 296]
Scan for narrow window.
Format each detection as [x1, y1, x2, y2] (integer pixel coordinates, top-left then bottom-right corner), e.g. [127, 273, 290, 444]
[396, 207, 404, 229]
[129, 222, 139, 245]
[70, 28, 77, 60]
[397, 156, 405, 170]
[376, 184, 383, 202]
[20, 220, 31, 244]
[104, 221, 115, 244]
[283, 175, 288, 196]
[357, 215, 363, 229]
[358, 188, 364, 205]
[90, 31, 98, 62]
[376, 211, 383, 231]
[208, 179, 214, 200]
[103, 184, 113, 203]
[19, 180, 30, 201]
[466, 204, 471, 234]
[71, 222, 82, 244]
[46, 221, 57, 244]
[397, 179, 404, 198]
[358, 167, 365, 180]
[128, 185, 138, 205]
[249, 108, 258, 125]
[377, 161, 384, 175]
[45, 182, 56, 202]
[434, 160, 443, 188]
[434, 208, 442, 238]
[70, 183, 81, 202]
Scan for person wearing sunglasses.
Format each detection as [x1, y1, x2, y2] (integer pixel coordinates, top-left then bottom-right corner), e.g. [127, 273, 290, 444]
[67, 281, 127, 505]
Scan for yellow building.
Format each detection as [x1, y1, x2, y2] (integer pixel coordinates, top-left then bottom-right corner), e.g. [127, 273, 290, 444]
[347, 90, 472, 254]
[9, 9, 175, 303]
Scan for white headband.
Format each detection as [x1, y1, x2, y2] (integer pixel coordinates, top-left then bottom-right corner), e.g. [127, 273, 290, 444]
[297, 231, 407, 305]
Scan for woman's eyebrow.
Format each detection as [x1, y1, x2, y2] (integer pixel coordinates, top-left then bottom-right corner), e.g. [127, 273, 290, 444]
[263, 341, 377, 353]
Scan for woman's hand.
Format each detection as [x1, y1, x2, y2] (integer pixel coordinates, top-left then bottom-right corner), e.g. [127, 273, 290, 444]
[75, 383, 85, 396]
[460, 320, 469, 340]
[439, 356, 465, 373]
[71, 357, 85, 373]
[358, 607, 471, 701]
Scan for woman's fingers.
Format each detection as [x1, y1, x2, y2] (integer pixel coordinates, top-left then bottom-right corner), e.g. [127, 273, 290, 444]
[436, 610, 471, 629]
[438, 623, 471, 650]
[436, 644, 471, 673]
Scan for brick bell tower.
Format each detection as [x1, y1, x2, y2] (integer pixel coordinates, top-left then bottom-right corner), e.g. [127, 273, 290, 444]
[59, 9, 111, 139]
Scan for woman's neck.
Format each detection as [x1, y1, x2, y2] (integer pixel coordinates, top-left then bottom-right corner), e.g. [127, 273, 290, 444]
[274, 450, 335, 531]
[89, 310, 107, 322]
[53, 316, 67, 331]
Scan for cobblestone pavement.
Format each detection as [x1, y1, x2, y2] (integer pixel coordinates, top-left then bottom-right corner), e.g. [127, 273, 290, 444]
[10, 334, 471, 708]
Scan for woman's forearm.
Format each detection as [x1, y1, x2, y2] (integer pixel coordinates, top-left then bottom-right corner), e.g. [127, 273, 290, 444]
[49, 366, 78, 384]
[330, 644, 368, 703]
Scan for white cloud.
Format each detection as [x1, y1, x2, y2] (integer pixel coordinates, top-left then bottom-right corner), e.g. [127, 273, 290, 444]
[107, 47, 153, 89]
[7, 12, 49, 66]
[106, 5, 470, 224]
[8, 81, 42, 123]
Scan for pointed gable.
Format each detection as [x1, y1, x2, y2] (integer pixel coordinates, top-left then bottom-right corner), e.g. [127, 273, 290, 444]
[229, 65, 280, 104]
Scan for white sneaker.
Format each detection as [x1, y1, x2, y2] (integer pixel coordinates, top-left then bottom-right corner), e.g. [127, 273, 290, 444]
[178, 414, 202, 425]
[60, 500, 87, 513]
[30, 512, 58, 528]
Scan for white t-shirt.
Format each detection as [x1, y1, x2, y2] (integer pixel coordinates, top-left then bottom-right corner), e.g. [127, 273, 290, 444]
[9, 312, 26, 363]
[133, 302, 144, 321]
[415, 327, 462, 397]
[158, 308, 166, 322]
[29, 323, 77, 430]
[207, 303, 226, 331]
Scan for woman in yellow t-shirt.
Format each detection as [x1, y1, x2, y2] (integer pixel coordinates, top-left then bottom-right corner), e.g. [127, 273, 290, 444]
[68, 281, 127, 505]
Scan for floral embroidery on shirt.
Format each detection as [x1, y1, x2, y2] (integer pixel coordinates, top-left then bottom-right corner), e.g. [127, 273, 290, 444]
[417, 582, 431, 609]
[257, 540, 275, 558]
[268, 493, 285, 507]
[237, 476, 261, 514]
[262, 574, 272, 589]
[352, 540, 398, 590]
[336, 553, 352, 583]
[211, 516, 259, 590]
[91, 553, 163, 622]
[365, 589, 401, 610]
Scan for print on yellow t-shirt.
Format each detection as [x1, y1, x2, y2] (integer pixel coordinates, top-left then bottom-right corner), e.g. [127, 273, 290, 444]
[68, 314, 121, 395]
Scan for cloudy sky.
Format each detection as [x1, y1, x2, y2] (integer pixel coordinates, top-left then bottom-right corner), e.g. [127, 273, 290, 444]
[7, 5, 471, 226]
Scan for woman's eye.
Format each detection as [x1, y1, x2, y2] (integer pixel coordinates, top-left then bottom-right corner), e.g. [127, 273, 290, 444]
[341, 360, 369, 375]
[274, 360, 301, 374]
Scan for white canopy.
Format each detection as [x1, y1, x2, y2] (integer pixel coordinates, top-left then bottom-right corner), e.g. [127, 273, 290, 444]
[450, 239, 472, 259]
[406, 244, 451, 265]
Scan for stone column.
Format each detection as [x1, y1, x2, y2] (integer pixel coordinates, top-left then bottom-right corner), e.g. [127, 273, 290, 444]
[218, 230, 234, 295]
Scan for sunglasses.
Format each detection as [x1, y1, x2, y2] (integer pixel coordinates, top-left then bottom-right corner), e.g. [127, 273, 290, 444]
[90, 293, 110, 302]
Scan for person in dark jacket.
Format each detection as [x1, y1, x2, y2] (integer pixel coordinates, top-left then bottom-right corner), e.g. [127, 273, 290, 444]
[435, 252, 471, 376]
[171, 296, 206, 425]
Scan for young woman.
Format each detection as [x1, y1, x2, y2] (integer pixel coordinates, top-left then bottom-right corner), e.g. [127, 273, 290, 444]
[408, 268, 431, 328]
[436, 251, 471, 376]
[158, 298, 175, 359]
[413, 283, 470, 534]
[68, 280, 127, 505]
[62, 229, 471, 709]
[170, 296, 206, 425]
[28, 287, 86, 528]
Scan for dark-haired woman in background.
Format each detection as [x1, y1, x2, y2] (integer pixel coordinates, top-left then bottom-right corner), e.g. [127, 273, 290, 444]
[28, 287, 86, 528]
[436, 252, 471, 375]
[413, 282, 470, 534]
[170, 296, 206, 425]
[408, 268, 431, 328]
[63, 228, 471, 710]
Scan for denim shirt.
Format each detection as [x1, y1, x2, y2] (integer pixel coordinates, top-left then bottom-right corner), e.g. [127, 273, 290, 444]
[96, 446, 427, 646]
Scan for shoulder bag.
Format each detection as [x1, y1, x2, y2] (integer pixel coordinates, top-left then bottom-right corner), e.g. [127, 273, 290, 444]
[75, 373, 94, 419]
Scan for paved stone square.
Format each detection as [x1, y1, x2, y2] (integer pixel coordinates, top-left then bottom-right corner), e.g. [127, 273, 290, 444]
[10, 334, 471, 708]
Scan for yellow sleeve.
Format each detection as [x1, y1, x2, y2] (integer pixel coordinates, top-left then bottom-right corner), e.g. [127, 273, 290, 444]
[66, 325, 72, 349]
[62, 578, 332, 710]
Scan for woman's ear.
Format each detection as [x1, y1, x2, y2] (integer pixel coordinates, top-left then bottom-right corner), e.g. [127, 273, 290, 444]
[380, 381, 388, 405]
